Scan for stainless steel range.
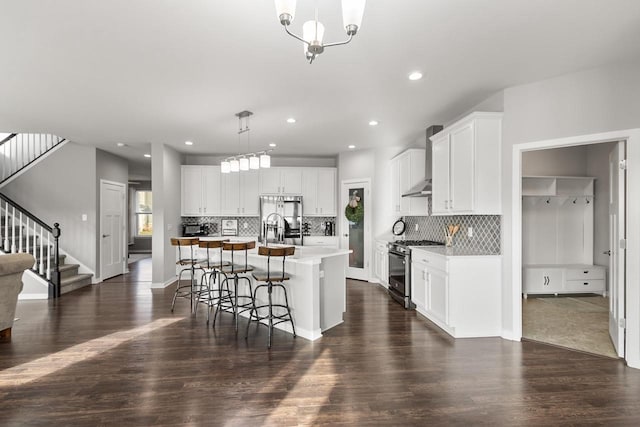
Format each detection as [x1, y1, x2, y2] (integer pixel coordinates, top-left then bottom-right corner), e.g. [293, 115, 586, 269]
[388, 239, 445, 309]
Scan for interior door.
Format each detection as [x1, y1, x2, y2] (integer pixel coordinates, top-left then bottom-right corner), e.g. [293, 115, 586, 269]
[101, 180, 126, 280]
[609, 141, 626, 358]
[340, 180, 370, 281]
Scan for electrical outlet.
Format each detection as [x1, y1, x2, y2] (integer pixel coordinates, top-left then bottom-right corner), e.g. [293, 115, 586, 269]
[243, 222, 248, 229]
[415, 224, 419, 231]
[467, 226, 473, 238]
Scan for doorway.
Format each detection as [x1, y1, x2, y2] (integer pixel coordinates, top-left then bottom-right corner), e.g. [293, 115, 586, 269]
[516, 139, 627, 359]
[100, 179, 127, 281]
[340, 179, 371, 281]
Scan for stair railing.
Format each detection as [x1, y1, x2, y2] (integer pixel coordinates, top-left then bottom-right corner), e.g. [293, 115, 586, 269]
[0, 192, 61, 298]
[0, 133, 66, 185]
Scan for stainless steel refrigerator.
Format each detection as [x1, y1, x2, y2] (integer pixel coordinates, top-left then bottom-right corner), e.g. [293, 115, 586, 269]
[259, 195, 303, 246]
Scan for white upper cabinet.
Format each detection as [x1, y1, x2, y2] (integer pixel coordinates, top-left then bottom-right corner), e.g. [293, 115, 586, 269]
[259, 167, 303, 195]
[220, 170, 259, 216]
[431, 112, 502, 215]
[390, 148, 428, 216]
[302, 168, 337, 216]
[181, 165, 221, 216]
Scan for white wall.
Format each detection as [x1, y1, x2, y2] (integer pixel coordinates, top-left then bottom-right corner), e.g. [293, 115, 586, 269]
[500, 59, 640, 338]
[151, 144, 183, 288]
[2, 142, 98, 272]
[522, 146, 588, 176]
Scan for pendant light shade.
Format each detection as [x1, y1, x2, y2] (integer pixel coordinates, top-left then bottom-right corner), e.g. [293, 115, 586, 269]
[221, 160, 231, 174]
[275, 0, 297, 23]
[239, 157, 249, 171]
[342, 0, 366, 31]
[230, 159, 240, 172]
[260, 153, 271, 168]
[249, 155, 260, 170]
[303, 20, 325, 44]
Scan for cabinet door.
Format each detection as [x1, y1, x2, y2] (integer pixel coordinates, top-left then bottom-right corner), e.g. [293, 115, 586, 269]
[181, 166, 203, 216]
[259, 168, 281, 194]
[408, 151, 428, 215]
[201, 166, 221, 216]
[431, 136, 450, 214]
[240, 170, 260, 215]
[281, 168, 303, 194]
[301, 168, 318, 215]
[398, 154, 412, 215]
[390, 158, 401, 214]
[427, 267, 448, 325]
[449, 124, 474, 213]
[523, 268, 563, 294]
[220, 172, 241, 215]
[316, 168, 336, 215]
[411, 262, 427, 311]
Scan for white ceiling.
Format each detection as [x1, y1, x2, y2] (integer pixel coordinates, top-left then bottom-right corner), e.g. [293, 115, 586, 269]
[1, 0, 640, 163]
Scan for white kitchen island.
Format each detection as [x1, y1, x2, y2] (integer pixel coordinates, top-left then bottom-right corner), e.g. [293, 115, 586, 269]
[180, 238, 350, 341]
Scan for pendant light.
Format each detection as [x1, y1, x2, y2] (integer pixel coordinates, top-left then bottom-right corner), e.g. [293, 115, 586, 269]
[220, 110, 275, 173]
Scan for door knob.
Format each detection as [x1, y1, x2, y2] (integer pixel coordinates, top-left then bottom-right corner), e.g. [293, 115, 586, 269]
[343, 234, 349, 237]
[603, 250, 611, 256]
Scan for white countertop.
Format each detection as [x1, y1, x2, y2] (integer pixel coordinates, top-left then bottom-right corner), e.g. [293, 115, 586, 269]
[411, 246, 500, 257]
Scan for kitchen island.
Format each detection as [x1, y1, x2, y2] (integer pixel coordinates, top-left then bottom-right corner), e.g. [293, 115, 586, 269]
[182, 238, 350, 341]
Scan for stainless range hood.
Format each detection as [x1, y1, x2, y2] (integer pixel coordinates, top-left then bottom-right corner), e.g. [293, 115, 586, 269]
[402, 125, 443, 197]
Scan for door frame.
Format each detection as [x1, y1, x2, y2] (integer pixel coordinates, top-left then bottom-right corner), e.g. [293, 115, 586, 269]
[99, 179, 127, 281]
[340, 178, 372, 281]
[511, 128, 640, 369]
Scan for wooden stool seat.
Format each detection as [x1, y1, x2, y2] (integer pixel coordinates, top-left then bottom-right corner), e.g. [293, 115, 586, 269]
[221, 265, 254, 274]
[252, 272, 290, 282]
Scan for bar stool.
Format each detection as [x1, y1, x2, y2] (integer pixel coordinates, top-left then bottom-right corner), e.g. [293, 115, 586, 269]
[246, 246, 296, 348]
[213, 241, 256, 331]
[170, 237, 206, 313]
[197, 239, 231, 323]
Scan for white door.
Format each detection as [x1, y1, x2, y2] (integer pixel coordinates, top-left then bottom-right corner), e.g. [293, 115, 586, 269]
[431, 135, 450, 214]
[100, 180, 126, 280]
[609, 141, 626, 358]
[340, 179, 371, 281]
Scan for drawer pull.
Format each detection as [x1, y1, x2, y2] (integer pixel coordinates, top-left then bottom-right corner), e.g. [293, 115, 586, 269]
[584, 282, 589, 285]
[584, 271, 589, 274]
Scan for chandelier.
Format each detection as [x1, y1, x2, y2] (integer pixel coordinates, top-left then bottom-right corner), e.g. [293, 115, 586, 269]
[274, 0, 366, 64]
[221, 111, 272, 173]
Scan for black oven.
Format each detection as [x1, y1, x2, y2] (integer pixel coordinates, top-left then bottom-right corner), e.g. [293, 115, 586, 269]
[388, 245, 412, 309]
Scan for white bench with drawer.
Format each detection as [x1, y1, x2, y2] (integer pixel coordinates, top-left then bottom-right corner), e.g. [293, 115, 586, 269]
[523, 264, 606, 298]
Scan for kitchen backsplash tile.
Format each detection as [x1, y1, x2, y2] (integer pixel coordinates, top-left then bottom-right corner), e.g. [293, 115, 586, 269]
[181, 216, 337, 237]
[403, 214, 501, 254]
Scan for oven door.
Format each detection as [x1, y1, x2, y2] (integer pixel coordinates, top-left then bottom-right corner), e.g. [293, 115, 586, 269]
[388, 250, 409, 306]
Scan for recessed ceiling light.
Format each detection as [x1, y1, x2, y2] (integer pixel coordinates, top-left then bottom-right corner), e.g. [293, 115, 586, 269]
[116, 143, 125, 147]
[369, 120, 379, 126]
[185, 141, 194, 146]
[269, 143, 277, 147]
[286, 118, 296, 124]
[348, 145, 356, 149]
[408, 71, 423, 81]
[144, 154, 151, 158]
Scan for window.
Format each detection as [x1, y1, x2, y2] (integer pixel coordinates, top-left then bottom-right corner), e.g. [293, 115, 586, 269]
[136, 191, 152, 236]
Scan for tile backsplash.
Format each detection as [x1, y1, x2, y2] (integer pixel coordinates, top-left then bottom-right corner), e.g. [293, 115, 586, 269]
[403, 214, 501, 254]
[181, 216, 336, 237]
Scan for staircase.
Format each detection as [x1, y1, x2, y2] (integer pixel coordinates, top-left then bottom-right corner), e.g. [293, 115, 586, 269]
[0, 132, 91, 298]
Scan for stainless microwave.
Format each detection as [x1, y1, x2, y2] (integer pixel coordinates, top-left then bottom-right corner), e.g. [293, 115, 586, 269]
[182, 224, 206, 237]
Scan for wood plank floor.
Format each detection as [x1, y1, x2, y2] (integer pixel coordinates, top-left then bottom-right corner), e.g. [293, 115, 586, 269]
[2, 258, 640, 426]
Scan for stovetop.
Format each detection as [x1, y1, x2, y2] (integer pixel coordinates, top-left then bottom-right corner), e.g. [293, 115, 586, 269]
[390, 239, 445, 247]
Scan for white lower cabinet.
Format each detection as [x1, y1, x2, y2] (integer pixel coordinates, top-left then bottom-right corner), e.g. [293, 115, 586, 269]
[303, 236, 338, 248]
[411, 249, 501, 338]
[523, 265, 606, 298]
[374, 241, 389, 286]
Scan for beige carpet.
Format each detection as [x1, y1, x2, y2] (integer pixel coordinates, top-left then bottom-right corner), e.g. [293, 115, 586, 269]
[522, 295, 618, 358]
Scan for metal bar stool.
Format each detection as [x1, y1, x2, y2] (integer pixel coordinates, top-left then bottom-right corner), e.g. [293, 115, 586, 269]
[246, 246, 296, 348]
[170, 237, 206, 313]
[197, 239, 231, 323]
[213, 241, 256, 331]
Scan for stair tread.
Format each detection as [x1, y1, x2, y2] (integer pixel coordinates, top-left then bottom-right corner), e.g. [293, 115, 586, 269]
[58, 263, 79, 271]
[60, 274, 92, 286]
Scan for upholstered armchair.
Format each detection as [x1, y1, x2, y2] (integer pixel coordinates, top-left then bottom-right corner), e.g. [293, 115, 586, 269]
[0, 253, 35, 341]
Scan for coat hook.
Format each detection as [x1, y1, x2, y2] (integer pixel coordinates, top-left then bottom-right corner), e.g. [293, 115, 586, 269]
[586, 197, 590, 204]
[572, 198, 576, 204]
[546, 198, 550, 204]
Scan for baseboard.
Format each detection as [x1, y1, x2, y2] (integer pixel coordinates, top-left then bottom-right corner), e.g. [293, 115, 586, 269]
[18, 293, 49, 300]
[151, 278, 177, 289]
[501, 329, 520, 341]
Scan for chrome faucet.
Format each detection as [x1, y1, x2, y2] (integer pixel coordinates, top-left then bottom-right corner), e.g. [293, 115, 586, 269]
[263, 212, 284, 247]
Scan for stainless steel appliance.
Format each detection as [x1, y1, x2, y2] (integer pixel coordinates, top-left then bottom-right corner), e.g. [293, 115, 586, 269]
[182, 224, 206, 237]
[401, 125, 443, 197]
[324, 221, 334, 236]
[259, 195, 303, 246]
[388, 239, 445, 308]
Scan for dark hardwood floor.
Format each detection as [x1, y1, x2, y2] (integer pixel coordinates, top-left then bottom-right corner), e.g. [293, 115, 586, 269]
[2, 258, 640, 426]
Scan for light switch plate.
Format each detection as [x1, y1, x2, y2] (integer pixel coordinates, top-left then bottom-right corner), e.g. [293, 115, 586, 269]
[81, 214, 87, 222]
[467, 226, 473, 238]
